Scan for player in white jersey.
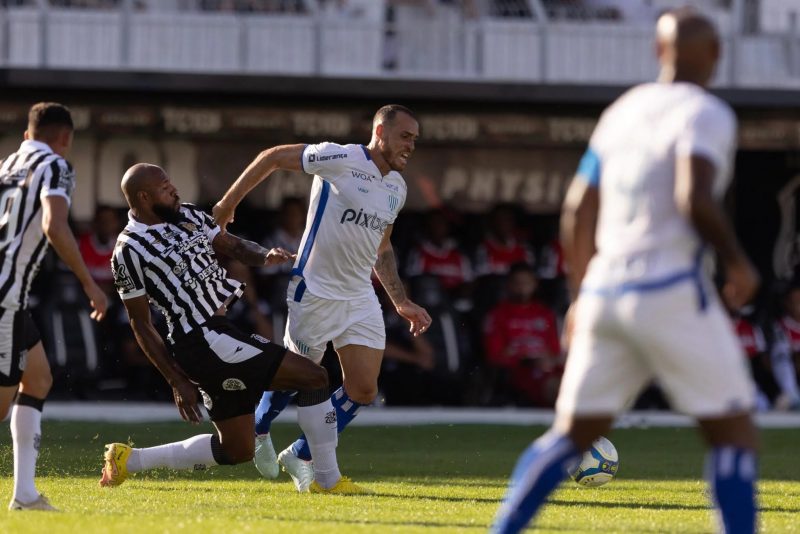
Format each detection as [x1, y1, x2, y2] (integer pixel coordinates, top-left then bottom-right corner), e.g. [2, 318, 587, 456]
[213, 105, 432, 490]
[0, 103, 108, 511]
[493, 9, 760, 534]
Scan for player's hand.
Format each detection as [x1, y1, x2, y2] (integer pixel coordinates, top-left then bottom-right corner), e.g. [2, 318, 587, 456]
[83, 281, 108, 321]
[264, 247, 296, 266]
[723, 256, 760, 310]
[212, 201, 235, 233]
[396, 299, 432, 337]
[172, 378, 203, 424]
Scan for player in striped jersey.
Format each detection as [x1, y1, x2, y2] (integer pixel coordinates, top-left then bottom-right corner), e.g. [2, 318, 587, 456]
[100, 163, 368, 494]
[0, 103, 109, 511]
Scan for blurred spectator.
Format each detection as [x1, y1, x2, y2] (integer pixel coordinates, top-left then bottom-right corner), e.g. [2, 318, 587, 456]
[482, 262, 562, 406]
[405, 210, 473, 304]
[730, 307, 781, 410]
[78, 205, 122, 297]
[260, 197, 306, 276]
[474, 203, 534, 276]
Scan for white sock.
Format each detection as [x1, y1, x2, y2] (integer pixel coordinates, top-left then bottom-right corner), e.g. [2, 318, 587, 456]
[298, 399, 340, 489]
[11, 404, 42, 504]
[128, 434, 218, 472]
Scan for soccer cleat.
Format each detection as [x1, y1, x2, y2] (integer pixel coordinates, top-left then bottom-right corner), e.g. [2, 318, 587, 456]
[99, 443, 132, 487]
[278, 446, 314, 493]
[8, 493, 58, 511]
[309, 476, 373, 495]
[254, 433, 280, 479]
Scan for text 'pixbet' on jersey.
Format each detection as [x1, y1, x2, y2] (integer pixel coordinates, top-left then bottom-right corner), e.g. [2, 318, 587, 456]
[340, 208, 390, 234]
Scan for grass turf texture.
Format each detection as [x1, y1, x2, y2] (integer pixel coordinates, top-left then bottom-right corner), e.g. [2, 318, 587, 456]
[0, 422, 799, 533]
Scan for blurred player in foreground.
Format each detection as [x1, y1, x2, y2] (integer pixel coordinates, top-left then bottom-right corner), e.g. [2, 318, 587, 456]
[213, 104, 431, 491]
[100, 164, 367, 494]
[493, 9, 760, 534]
[0, 103, 108, 511]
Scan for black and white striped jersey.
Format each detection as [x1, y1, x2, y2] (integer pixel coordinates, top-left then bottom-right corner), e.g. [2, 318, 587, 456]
[111, 204, 243, 343]
[0, 140, 76, 311]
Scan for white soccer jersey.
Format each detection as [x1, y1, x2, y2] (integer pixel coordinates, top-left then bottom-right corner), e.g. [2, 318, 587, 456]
[292, 142, 407, 300]
[578, 82, 737, 289]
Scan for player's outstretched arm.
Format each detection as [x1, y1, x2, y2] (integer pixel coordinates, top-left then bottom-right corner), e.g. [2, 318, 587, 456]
[212, 231, 295, 267]
[122, 295, 203, 424]
[674, 154, 760, 308]
[373, 224, 432, 336]
[42, 195, 108, 321]
[213, 144, 306, 231]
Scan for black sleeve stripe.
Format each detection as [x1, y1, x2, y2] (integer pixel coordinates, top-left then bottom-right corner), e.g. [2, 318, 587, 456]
[47, 160, 61, 190]
[120, 244, 144, 289]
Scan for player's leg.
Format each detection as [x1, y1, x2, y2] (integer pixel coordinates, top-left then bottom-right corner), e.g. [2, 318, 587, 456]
[639, 283, 759, 534]
[10, 339, 54, 510]
[697, 413, 759, 534]
[288, 344, 382, 461]
[100, 413, 257, 488]
[493, 295, 649, 534]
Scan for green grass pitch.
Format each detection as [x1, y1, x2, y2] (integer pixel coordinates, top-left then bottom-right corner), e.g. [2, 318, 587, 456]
[1, 421, 799, 532]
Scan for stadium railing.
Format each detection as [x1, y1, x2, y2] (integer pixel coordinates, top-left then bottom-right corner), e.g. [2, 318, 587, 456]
[0, 0, 799, 88]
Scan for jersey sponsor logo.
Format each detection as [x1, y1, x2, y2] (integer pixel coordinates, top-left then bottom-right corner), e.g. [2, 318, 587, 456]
[340, 208, 390, 234]
[384, 183, 400, 192]
[351, 170, 375, 182]
[357, 186, 369, 194]
[112, 264, 136, 292]
[250, 333, 271, 345]
[308, 152, 347, 163]
[222, 378, 247, 391]
[325, 409, 337, 424]
[180, 222, 198, 233]
[172, 260, 188, 276]
[57, 167, 76, 193]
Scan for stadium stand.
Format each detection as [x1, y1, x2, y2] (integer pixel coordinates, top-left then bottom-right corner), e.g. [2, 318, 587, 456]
[0, 0, 798, 410]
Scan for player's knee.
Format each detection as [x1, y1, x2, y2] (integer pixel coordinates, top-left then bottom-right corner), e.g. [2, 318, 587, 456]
[346, 383, 377, 405]
[306, 365, 329, 391]
[20, 368, 53, 397]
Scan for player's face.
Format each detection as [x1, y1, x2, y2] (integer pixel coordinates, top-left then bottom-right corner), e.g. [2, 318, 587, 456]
[507, 271, 538, 302]
[149, 172, 181, 222]
[379, 113, 419, 172]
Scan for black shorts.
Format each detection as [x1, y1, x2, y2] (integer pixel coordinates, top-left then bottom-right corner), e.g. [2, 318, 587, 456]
[171, 316, 286, 422]
[0, 308, 42, 387]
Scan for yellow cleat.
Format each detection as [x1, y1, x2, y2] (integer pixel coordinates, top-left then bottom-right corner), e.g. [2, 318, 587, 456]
[99, 443, 132, 487]
[309, 476, 373, 495]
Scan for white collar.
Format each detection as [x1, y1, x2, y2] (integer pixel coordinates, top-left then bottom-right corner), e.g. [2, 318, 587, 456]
[19, 139, 54, 154]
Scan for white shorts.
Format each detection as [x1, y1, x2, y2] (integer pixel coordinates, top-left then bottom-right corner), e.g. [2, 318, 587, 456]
[284, 278, 386, 364]
[556, 280, 756, 418]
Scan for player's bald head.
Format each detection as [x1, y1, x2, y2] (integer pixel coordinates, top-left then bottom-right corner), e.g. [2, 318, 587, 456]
[121, 163, 166, 207]
[656, 8, 720, 86]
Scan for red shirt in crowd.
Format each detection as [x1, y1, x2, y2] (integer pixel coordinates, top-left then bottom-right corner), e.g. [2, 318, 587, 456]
[78, 232, 115, 284]
[780, 316, 800, 352]
[475, 237, 534, 276]
[733, 317, 767, 358]
[405, 239, 473, 290]
[483, 300, 560, 369]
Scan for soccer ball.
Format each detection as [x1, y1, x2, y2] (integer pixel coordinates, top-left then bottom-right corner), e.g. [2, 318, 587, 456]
[569, 436, 619, 487]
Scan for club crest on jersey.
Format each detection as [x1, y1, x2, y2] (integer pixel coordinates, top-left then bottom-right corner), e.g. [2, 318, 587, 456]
[388, 195, 399, 211]
[180, 222, 197, 233]
[222, 378, 246, 391]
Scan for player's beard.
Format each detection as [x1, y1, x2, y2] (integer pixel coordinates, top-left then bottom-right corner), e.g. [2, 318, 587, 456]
[153, 203, 182, 225]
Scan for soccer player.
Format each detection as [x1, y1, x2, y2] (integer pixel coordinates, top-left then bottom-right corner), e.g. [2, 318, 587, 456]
[212, 104, 432, 491]
[493, 9, 761, 534]
[99, 163, 367, 494]
[0, 102, 109, 511]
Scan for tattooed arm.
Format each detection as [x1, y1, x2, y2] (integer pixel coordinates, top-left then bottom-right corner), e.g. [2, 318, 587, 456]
[212, 231, 295, 268]
[373, 225, 432, 336]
